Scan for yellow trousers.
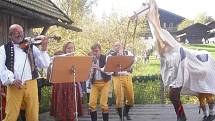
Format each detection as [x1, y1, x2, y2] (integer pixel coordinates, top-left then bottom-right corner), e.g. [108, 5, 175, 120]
[89, 80, 110, 112]
[4, 80, 39, 121]
[112, 75, 134, 108]
[198, 93, 214, 107]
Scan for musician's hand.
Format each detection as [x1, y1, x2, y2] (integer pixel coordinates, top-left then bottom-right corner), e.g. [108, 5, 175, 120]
[124, 67, 132, 72]
[66, 53, 74, 56]
[36, 35, 48, 51]
[92, 64, 101, 71]
[12, 79, 22, 89]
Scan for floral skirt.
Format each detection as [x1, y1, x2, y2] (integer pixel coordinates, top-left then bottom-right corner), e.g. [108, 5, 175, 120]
[50, 83, 83, 121]
[0, 87, 6, 121]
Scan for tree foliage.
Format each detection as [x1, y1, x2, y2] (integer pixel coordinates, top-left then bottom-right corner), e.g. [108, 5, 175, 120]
[194, 12, 214, 24]
[177, 19, 193, 31]
[53, 0, 97, 21]
[47, 0, 148, 57]
[177, 12, 214, 31]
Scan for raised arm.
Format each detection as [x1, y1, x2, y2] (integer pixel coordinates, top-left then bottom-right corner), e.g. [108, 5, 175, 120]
[146, 0, 168, 56]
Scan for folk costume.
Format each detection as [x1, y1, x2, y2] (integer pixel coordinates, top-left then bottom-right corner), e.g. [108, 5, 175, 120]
[108, 50, 134, 120]
[50, 82, 83, 121]
[88, 54, 111, 121]
[0, 41, 50, 121]
[146, 0, 215, 120]
[49, 53, 83, 121]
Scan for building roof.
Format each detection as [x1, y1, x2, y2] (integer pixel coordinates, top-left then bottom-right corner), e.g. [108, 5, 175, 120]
[206, 21, 215, 29]
[159, 8, 185, 21]
[0, 0, 81, 32]
[5, 0, 72, 23]
[176, 23, 210, 35]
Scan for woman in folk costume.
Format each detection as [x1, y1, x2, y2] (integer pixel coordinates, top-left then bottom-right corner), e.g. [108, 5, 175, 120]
[50, 42, 83, 121]
[0, 83, 6, 121]
[143, 0, 215, 121]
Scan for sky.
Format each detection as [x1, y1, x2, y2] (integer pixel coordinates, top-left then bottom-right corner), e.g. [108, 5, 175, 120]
[92, 0, 215, 20]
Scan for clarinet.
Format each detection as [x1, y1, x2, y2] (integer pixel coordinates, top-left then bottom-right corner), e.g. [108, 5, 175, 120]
[90, 56, 97, 83]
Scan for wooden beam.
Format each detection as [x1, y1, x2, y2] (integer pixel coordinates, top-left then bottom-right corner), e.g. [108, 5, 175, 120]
[0, 1, 82, 32]
[55, 22, 82, 32]
[160, 77, 165, 104]
[41, 26, 50, 35]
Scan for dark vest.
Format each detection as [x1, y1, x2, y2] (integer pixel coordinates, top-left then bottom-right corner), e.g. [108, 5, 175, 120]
[4, 41, 39, 79]
[91, 54, 111, 83]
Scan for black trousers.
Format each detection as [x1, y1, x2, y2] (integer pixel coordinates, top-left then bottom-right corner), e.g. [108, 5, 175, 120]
[169, 87, 186, 119]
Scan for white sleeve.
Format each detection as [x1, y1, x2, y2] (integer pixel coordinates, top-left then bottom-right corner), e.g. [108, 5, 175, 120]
[0, 45, 15, 85]
[127, 51, 134, 56]
[127, 51, 136, 63]
[32, 45, 51, 68]
[100, 67, 113, 75]
[100, 55, 113, 74]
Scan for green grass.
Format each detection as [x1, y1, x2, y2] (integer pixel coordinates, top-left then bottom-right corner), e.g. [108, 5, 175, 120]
[185, 44, 215, 57]
[40, 87, 51, 113]
[134, 81, 161, 104]
[133, 56, 160, 76]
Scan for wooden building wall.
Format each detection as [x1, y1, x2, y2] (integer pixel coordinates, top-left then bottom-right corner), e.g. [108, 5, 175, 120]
[0, 13, 9, 45]
[159, 9, 184, 33]
[183, 24, 209, 44]
[0, 12, 33, 45]
[144, 9, 184, 39]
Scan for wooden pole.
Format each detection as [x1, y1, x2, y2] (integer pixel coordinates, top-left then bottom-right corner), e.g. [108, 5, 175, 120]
[159, 75, 165, 104]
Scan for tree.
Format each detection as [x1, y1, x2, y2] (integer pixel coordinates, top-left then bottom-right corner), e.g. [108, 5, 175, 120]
[177, 12, 214, 31]
[45, 0, 97, 55]
[194, 12, 214, 24]
[53, 0, 97, 21]
[177, 19, 193, 31]
[46, 0, 148, 58]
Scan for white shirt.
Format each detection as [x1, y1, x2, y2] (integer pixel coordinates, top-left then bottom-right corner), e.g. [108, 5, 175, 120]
[94, 59, 103, 80]
[0, 43, 50, 85]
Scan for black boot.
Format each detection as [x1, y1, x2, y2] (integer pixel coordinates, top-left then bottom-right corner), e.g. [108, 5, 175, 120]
[201, 115, 208, 121]
[124, 105, 132, 120]
[169, 88, 186, 121]
[206, 114, 215, 121]
[176, 105, 187, 121]
[17, 110, 26, 121]
[117, 108, 123, 120]
[90, 111, 97, 121]
[207, 103, 215, 121]
[177, 115, 187, 121]
[102, 112, 109, 121]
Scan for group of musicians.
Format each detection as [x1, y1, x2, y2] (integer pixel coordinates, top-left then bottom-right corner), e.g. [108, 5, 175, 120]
[0, 24, 135, 121]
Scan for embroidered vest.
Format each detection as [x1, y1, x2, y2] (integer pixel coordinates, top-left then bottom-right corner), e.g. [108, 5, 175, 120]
[4, 41, 39, 79]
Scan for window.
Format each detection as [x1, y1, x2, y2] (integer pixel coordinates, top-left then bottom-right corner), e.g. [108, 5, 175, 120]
[163, 22, 166, 28]
[169, 23, 173, 27]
